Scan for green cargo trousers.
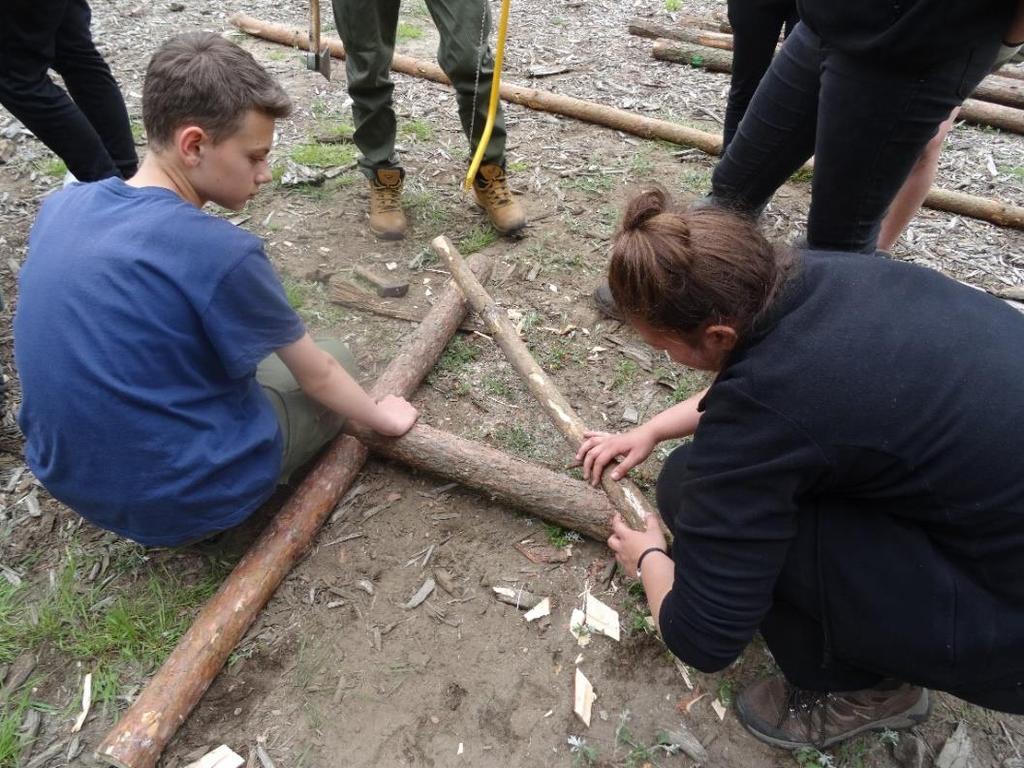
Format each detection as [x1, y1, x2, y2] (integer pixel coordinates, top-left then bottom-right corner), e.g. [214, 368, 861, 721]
[257, 338, 359, 484]
[329, 0, 507, 176]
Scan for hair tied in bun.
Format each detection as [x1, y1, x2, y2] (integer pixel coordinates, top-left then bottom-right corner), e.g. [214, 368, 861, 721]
[621, 186, 668, 231]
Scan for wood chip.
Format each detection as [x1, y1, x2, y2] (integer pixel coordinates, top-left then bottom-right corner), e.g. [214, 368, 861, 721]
[711, 698, 727, 721]
[662, 724, 708, 763]
[404, 578, 436, 609]
[71, 672, 91, 732]
[513, 541, 571, 564]
[524, 597, 551, 622]
[182, 745, 245, 768]
[937, 722, 974, 768]
[583, 594, 620, 641]
[492, 586, 542, 610]
[574, 668, 596, 726]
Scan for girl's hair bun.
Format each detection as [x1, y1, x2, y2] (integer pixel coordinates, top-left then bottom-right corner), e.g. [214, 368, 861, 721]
[621, 187, 668, 231]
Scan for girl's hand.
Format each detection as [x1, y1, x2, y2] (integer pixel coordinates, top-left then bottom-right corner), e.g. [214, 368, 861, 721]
[369, 395, 419, 436]
[575, 426, 657, 487]
[607, 512, 669, 576]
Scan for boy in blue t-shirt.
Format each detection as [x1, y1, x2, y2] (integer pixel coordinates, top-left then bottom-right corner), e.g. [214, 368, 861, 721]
[13, 33, 418, 547]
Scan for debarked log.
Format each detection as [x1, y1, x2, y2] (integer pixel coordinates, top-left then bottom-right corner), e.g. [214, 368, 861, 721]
[348, 422, 617, 542]
[96, 254, 494, 768]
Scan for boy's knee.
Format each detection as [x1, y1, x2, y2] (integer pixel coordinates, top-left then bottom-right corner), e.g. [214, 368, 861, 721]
[315, 338, 358, 378]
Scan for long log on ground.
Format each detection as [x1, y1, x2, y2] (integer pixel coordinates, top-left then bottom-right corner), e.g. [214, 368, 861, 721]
[634, 21, 1024, 111]
[229, 14, 1024, 231]
[348, 422, 616, 541]
[1000, 67, 1024, 83]
[431, 236, 662, 536]
[96, 255, 494, 768]
[652, 38, 1024, 132]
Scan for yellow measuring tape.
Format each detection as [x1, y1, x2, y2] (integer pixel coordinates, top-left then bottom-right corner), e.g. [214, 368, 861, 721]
[464, 0, 511, 190]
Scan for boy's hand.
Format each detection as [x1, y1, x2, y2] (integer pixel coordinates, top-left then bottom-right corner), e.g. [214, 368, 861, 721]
[368, 394, 419, 436]
[575, 426, 656, 487]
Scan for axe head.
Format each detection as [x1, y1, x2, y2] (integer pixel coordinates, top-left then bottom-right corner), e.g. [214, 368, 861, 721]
[304, 47, 331, 80]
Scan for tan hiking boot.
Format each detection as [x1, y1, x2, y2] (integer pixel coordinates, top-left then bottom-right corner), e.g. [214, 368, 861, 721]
[473, 163, 526, 235]
[368, 168, 407, 240]
[736, 675, 931, 750]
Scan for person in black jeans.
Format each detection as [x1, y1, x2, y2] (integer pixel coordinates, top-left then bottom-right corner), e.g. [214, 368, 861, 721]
[579, 189, 1024, 749]
[710, 0, 1020, 254]
[0, 0, 138, 181]
[722, 0, 798, 151]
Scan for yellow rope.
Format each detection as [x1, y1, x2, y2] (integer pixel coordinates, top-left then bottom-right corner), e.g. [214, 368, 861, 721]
[464, 0, 511, 190]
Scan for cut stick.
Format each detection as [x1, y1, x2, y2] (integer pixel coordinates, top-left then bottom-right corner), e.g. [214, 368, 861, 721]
[652, 38, 1024, 135]
[330, 280, 486, 332]
[229, 13, 1024, 231]
[432, 235, 659, 535]
[348, 421, 618, 541]
[96, 254, 494, 768]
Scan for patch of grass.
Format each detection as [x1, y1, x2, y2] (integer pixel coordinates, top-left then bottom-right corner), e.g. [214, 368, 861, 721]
[679, 167, 712, 194]
[289, 143, 358, 168]
[438, 336, 480, 375]
[457, 223, 500, 254]
[282, 275, 308, 310]
[539, 339, 581, 372]
[507, 160, 529, 174]
[407, 189, 454, 232]
[789, 166, 813, 183]
[543, 522, 581, 549]
[716, 678, 736, 707]
[397, 22, 424, 41]
[665, 0, 682, 10]
[1005, 166, 1024, 181]
[0, 684, 44, 768]
[566, 171, 617, 197]
[836, 738, 871, 768]
[315, 122, 355, 143]
[612, 359, 639, 390]
[130, 119, 146, 143]
[629, 149, 655, 176]
[569, 735, 600, 766]
[35, 157, 67, 178]
[399, 119, 434, 142]
[795, 747, 836, 768]
[482, 377, 512, 398]
[267, 49, 287, 61]
[493, 425, 535, 458]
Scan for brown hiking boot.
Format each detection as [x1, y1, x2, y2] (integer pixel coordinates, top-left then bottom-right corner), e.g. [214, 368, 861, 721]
[368, 168, 408, 240]
[473, 163, 526, 235]
[736, 675, 931, 750]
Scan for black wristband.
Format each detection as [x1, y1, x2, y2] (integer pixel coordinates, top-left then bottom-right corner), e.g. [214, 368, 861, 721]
[636, 546, 669, 578]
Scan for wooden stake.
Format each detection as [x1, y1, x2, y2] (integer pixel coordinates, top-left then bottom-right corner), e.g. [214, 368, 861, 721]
[95, 254, 494, 768]
[348, 422, 618, 542]
[431, 236, 658, 534]
[228, 14, 1024, 230]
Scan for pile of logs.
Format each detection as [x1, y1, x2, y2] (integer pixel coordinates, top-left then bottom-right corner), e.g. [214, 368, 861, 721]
[629, 18, 1024, 135]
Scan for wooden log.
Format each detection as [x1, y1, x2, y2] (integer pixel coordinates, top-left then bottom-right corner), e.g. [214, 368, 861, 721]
[652, 38, 733, 73]
[971, 74, 1024, 110]
[348, 422, 616, 541]
[96, 255, 494, 768]
[431, 236, 661, 535]
[958, 97, 1024, 135]
[920, 186, 1024, 229]
[998, 66, 1024, 83]
[635, 20, 1024, 110]
[228, 14, 1024, 231]
[653, 38, 1024, 135]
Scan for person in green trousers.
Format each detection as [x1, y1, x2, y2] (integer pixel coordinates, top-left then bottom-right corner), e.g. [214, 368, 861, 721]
[330, 0, 526, 239]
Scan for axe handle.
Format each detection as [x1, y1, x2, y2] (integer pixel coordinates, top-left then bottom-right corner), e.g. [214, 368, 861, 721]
[310, 0, 321, 51]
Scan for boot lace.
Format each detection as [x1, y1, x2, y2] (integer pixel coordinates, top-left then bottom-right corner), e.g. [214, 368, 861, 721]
[372, 182, 402, 213]
[476, 173, 513, 208]
[781, 685, 835, 747]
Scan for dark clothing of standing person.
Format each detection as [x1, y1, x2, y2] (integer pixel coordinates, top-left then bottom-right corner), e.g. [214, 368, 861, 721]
[654, 250, 1024, 718]
[723, 0, 799, 150]
[710, 0, 1015, 254]
[0, 0, 138, 181]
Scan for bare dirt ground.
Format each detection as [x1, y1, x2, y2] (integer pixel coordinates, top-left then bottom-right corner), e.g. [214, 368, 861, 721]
[1, 1, 1024, 767]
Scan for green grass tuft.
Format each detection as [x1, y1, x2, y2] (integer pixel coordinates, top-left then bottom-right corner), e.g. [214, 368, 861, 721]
[289, 143, 357, 168]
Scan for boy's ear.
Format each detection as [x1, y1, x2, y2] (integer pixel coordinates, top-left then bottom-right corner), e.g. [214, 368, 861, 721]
[177, 125, 207, 167]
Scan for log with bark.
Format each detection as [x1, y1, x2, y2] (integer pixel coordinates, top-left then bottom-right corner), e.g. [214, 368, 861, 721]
[652, 38, 1024, 132]
[228, 14, 1024, 231]
[348, 422, 617, 542]
[431, 236, 662, 536]
[96, 254, 494, 768]
[634, 20, 1024, 111]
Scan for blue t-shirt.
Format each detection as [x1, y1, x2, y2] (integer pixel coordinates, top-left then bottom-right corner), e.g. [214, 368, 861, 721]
[14, 179, 305, 546]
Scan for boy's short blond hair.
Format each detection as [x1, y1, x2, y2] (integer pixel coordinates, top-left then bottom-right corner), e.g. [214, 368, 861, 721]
[143, 32, 292, 148]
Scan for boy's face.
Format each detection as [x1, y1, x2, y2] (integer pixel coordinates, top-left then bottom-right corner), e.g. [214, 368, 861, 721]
[192, 110, 275, 211]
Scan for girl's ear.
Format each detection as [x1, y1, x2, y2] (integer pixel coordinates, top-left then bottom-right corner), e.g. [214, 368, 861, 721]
[703, 323, 739, 355]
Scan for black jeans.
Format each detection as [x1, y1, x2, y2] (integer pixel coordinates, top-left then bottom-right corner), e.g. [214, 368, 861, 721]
[0, 0, 137, 181]
[723, 0, 799, 151]
[710, 22, 999, 254]
[656, 443, 1024, 712]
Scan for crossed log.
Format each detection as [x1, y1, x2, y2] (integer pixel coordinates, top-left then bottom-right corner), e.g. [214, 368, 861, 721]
[96, 248, 661, 766]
